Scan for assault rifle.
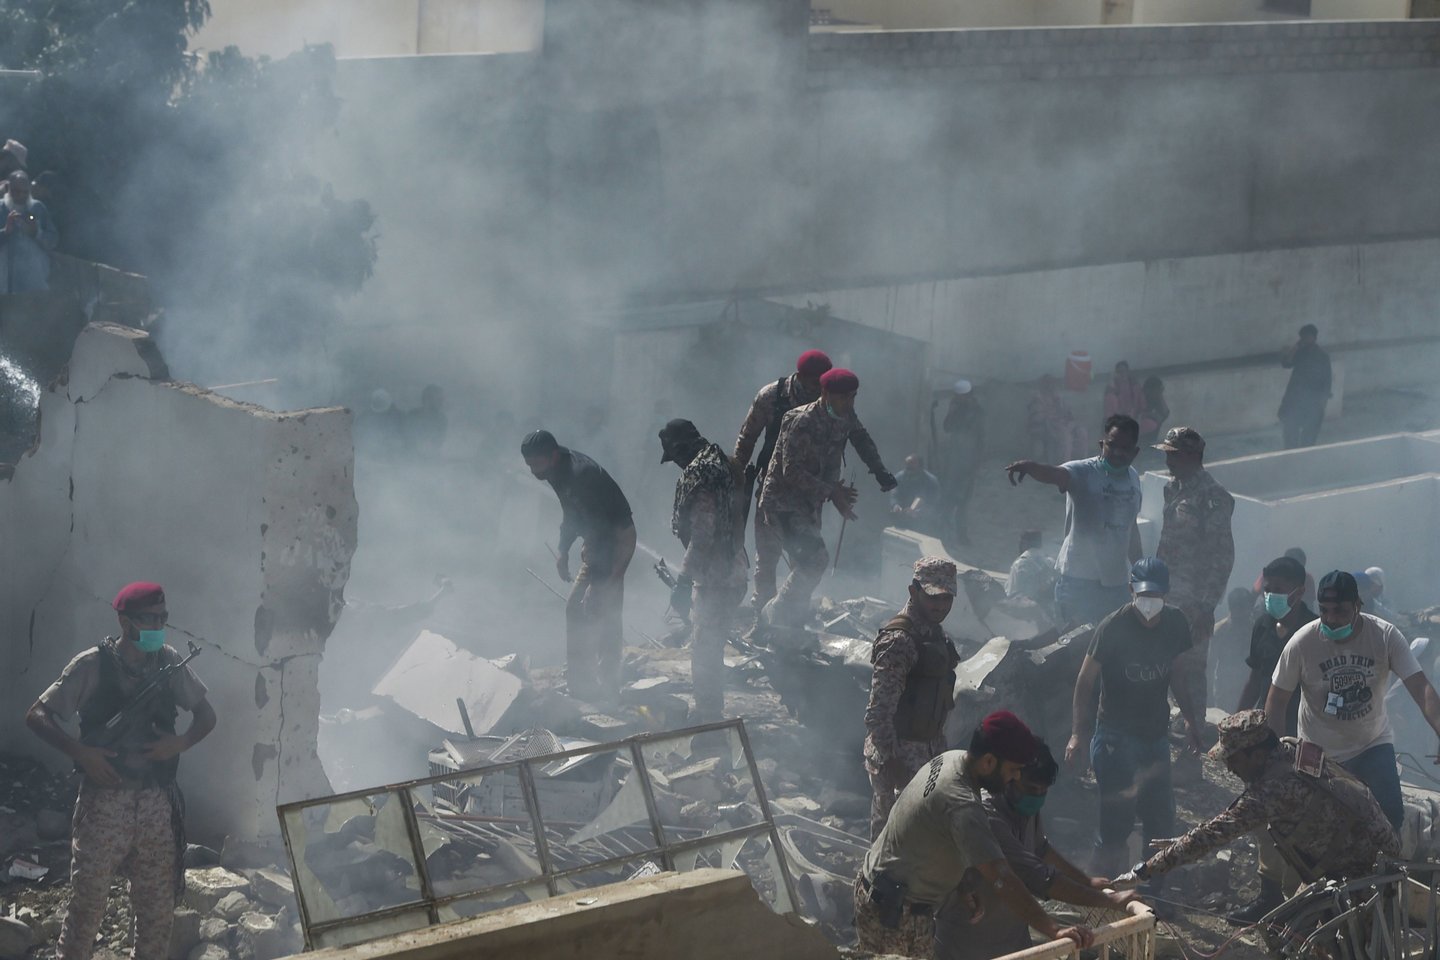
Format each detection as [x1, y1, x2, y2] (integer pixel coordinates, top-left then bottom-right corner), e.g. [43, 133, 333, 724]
[87, 640, 203, 751]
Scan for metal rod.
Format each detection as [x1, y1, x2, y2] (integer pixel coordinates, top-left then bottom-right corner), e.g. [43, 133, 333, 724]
[456, 698, 476, 739]
[525, 567, 568, 602]
[737, 719, 800, 916]
[396, 788, 441, 926]
[629, 740, 675, 872]
[515, 760, 560, 897]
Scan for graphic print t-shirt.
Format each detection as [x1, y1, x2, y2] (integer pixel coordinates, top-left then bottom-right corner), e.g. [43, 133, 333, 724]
[1056, 458, 1141, 587]
[1087, 604, 1193, 739]
[1272, 613, 1422, 762]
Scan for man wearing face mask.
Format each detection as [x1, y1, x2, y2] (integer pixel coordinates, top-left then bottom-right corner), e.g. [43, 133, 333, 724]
[1114, 710, 1397, 900]
[1066, 557, 1203, 878]
[933, 743, 1140, 960]
[758, 368, 886, 629]
[25, 582, 215, 960]
[863, 557, 962, 838]
[855, 712, 1094, 958]
[734, 351, 896, 615]
[1006, 414, 1143, 628]
[659, 418, 747, 723]
[1265, 570, 1440, 833]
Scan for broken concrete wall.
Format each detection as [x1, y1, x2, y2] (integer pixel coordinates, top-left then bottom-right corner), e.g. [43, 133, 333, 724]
[0, 322, 357, 841]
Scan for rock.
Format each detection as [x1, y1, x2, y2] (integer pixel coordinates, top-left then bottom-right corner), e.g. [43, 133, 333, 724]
[774, 795, 822, 816]
[35, 808, 70, 841]
[12, 908, 43, 940]
[41, 915, 62, 941]
[199, 917, 231, 942]
[213, 891, 252, 921]
[237, 912, 293, 960]
[0, 917, 38, 960]
[188, 943, 233, 960]
[184, 867, 250, 913]
[169, 908, 203, 960]
[246, 868, 295, 910]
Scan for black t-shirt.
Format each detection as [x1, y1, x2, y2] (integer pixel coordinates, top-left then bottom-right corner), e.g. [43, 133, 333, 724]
[1087, 604, 1192, 739]
[1244, 603, 1315, 735]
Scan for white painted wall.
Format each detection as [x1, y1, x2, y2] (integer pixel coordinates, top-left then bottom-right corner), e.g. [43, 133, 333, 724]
[813, 0, 1408, 29]
[0, 324, 357, 841]
[1131, 0, 1408, 22]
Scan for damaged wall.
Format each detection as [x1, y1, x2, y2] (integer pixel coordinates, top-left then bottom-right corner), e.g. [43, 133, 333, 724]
[0, 322, 358, 842]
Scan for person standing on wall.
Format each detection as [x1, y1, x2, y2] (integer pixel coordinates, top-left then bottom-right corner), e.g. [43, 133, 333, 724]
[25, 582, 216, 960]
[1278, 324, 1332, 449]
[1264, 570, 1440, 834]
[521, 429, 636, 702]
[733, 350, 896, 616]
[1005, 414, 1143, 628]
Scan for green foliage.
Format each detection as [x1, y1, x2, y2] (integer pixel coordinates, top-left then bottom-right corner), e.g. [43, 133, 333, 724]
[0, 0, 376, 359]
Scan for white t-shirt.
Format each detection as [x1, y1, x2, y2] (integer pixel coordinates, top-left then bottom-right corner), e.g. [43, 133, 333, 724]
[1272, 613, 1422, 761]
[1055, 458, 1141, 587]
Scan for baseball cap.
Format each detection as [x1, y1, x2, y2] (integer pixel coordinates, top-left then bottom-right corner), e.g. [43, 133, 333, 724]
[1129, 557, 1170, 595]
[1317, 570, 1360, 605]
[1154, 426, 1205, 455]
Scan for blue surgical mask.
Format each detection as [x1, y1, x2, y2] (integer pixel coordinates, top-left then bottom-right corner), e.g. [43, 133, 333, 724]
[1101, 458, 1129, 476]
[825, 402, 843, 421]
[1263, 592, 1293, 619]
[1015, 793, 1046, 816]
[136, 629, 166, 653]
[1320, 621, 1355, 642]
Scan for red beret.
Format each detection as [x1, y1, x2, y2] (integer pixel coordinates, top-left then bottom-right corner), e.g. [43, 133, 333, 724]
[979, 710, 1037, 765]
[113, 582, 166, 613]
[818, 368, 859, 393]
[795, 350, 832, 378]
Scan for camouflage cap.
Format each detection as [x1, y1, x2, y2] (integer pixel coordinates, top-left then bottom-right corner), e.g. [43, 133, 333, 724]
[913, 556, 958, 597]
[1154, 426, 1205, 455]
[1207, 709, 1273, 761]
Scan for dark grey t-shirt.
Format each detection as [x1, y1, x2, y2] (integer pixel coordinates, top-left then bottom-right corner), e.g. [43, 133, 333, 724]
[862, 750, 1004, 906]
[1088, 604, 1191, 739]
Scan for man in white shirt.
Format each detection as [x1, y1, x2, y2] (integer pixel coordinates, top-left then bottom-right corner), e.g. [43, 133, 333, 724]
[1265, 570, 1440, 831]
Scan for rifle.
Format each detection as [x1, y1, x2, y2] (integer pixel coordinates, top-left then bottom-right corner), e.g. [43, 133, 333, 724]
[86, 641, 202, 781]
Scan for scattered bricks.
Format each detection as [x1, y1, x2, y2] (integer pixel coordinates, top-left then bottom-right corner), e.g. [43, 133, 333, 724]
[213, 891, 253, 921]
[184, 867, 251, 913]
[237, 911, 294, 960]
[169, 908, 203, 960]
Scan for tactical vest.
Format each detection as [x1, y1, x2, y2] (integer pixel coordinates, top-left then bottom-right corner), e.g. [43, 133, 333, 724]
[879, 615, 960, 742]
[77, 642, 180, 785]
[753, 377, 792, 482]
[1268, 739, 1388, 884]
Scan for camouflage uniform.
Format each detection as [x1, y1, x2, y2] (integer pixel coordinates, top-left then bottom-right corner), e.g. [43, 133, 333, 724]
[737, 379, 892, 609]
[672, 442, 747, 723]
[1142, 711, 1398, 885]
[1154, 429, 1234, 714]
[757, 399, 868, 626]
[864, 560, 960, 838]
[853, 876, 936, 958]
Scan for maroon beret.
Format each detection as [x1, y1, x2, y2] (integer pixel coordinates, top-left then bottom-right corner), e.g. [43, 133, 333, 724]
[796, 350, 832, 378]
[819, 368, 859, 393]
[979, 710, 1037, 765]
[113, 582, 165, 613]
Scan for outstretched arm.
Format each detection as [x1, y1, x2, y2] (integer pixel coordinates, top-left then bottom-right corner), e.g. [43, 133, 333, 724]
[1006, 460, 1070, 491]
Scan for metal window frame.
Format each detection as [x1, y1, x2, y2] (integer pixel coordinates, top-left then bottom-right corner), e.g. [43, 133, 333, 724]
[277, 719, 799, 950]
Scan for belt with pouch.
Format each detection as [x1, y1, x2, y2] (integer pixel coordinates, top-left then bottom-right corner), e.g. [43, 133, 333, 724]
[859, 872, 933, 915]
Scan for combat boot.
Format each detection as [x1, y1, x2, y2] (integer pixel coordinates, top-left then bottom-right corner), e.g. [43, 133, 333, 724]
[1228, 876, 1283, 925]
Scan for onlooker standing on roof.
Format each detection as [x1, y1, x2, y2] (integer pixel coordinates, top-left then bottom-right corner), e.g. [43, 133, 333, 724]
[1006, 414, 1143, 627]
[1278, 324, 1332, 449]
[1265, 570, 1440, 833]
[1153, 427, 1235, 718]
[0, 170, 58, 293]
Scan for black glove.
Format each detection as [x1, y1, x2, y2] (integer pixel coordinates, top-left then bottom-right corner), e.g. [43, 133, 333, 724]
[876, 470, 898, 493]
[670, 575, 694, 619]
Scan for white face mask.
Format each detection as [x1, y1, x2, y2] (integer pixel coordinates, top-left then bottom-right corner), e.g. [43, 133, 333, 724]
[1133, 596, 1164, 621]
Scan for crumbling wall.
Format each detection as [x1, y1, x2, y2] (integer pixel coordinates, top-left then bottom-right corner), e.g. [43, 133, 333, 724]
[0, 322, 357, 841]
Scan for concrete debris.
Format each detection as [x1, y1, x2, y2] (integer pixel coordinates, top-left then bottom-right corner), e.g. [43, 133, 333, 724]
[199, 916, 231, 942]
[187, 944, 232, 960]
[170, 908, 203, 958]
[213, 891, 254, 921]
[0, 917, 37, 960]
[184, 867, 251, 913]
[373, 629, 524, 737]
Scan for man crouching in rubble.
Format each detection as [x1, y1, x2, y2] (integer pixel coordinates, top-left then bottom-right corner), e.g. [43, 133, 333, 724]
[864, 556, 961, 838]
[25, 582, 216, 960]
[855, 711, 1094, 958]
[1111, 710, 1398, 906]
[659, 418, 747, 723]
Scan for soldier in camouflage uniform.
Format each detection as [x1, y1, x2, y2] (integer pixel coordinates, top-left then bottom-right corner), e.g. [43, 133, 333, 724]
[758, 368, 892, 628]
[1154, 427, 1234, 717]
[25, 582, 216, 960]
[738, 356, 895, 615]
[1113, 710, 1398, 893]
[864, 557, 961, 838]
[660, 419, 747, 723]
